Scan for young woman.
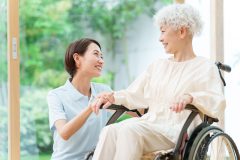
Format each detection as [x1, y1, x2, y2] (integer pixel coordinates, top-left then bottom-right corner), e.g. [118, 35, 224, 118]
[91, 4, 225, 160]
[47, 38, 112, 160]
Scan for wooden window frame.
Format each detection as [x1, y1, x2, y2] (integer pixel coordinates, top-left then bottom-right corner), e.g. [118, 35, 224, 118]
[8, 0, 20, 159]
[210, 0, 224, 62]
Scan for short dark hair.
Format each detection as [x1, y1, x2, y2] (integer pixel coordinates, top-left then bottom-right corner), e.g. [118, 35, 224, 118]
[64, 38, 101, 78]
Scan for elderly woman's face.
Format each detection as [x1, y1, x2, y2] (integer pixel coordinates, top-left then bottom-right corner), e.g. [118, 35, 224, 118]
[159, 25, 180, 54]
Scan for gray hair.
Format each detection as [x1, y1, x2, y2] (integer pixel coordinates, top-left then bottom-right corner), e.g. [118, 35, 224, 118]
[153, 4, 203, 36]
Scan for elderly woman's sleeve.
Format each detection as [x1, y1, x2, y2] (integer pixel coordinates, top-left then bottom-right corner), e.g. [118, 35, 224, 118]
[113, 63, 153, 110]
[187, 65, 226, 119]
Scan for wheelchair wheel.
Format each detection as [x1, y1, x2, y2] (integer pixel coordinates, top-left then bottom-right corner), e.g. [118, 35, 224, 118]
[188, 126, 239, 160]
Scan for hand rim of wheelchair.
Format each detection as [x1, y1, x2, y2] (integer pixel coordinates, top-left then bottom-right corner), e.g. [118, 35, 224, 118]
[188, 126, 240, 160]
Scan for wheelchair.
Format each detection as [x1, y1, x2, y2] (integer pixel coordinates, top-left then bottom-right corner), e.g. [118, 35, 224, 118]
[86, 62, 239, 160]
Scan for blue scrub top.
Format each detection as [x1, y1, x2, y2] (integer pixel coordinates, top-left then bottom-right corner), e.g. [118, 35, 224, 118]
[47, 79, 112, 160]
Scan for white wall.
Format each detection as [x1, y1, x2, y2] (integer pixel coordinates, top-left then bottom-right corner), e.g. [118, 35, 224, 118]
[113, 13, 166, 90]
[224, 0, 240, 149]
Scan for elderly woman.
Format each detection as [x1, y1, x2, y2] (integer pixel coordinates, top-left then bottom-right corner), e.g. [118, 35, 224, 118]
[92, 4, 225, 160]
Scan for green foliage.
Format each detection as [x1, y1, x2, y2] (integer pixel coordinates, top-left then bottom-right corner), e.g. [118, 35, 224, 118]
[20, 0, 73, 86]
[33, 69, 68, 88]
[38, 153, 52, 160]
[21, 152, 51, 160]
[20, 0, 172, 88]
[0, 1, 7, 82]
[92, 72, 113, 86]
[0, 106, 8, 159]
[116, 114, 132, 123]
[20, 88, 53, 154]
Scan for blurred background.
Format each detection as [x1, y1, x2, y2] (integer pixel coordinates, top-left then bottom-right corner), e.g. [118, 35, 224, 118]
[0, 0, 239, 159]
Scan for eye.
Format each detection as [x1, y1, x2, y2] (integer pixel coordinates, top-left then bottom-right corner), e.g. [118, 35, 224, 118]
[93, 52, 99, 56]
[93, 52, 104, 59]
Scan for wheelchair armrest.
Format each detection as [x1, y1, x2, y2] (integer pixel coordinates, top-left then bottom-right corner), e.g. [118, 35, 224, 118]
[107, 104, 130, 111]
[105, 104, 143, 125]
[185, 104, 199, 112]
[107, 104, 142, 116]
[185, 104, 219, 123]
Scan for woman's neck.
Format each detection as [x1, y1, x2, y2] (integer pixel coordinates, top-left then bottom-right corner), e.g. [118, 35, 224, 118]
[173, 43, 196, 62]
[173, 52, 196, 62]
[71, 75, 91, 97]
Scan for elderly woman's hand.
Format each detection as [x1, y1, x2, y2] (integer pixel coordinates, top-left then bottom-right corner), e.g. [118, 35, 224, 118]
[91, 92, 114, 115]
[170, 94, 193, 113]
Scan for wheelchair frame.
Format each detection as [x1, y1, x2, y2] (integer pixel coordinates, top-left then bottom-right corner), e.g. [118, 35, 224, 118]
[85, 62, 240, 160]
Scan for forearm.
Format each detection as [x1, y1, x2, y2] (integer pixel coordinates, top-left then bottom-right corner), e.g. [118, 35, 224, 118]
[114, 91, 148, 110]
[59, 107, 92, 140]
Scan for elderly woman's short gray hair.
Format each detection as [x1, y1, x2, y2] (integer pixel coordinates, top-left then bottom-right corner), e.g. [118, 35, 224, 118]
[153, 4, 203, 36]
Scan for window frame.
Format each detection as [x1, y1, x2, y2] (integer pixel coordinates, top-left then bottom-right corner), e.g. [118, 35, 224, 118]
[8, 0, 20, 159]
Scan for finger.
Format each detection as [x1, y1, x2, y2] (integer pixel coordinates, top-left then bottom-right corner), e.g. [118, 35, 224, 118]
[96, 98, 105, 114]
[172, 105, 177, 112]
[91, 101, 97, 114]
[96, 93, 105, 98]
[105, 95, 114, 104]
[103, 101, 112, 109]
[182, 100, 187, 110]
[91, 99, 98, 114]
[170, 103, 177, 112]
[178, 102, 183, 113]
[174, 103, 179, 113]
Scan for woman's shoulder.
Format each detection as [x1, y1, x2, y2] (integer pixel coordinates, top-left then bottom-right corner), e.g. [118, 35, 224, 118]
[147, 57, 166, 68]
[47, 81, 69, 97]
[47, 86, 65, 99]
[194, 56, 217, 69]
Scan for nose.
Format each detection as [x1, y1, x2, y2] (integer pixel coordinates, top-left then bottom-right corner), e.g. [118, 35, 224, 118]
[98, 57, 104, 65]
[159, 35, 163, 42]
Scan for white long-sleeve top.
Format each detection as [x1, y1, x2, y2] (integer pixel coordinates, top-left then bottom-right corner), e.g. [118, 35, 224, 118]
[114, 56, 226, 143]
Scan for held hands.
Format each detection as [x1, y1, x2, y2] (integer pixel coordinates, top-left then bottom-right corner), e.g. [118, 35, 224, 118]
[90, 92, 115, 115]
[170, 94, 193, 113]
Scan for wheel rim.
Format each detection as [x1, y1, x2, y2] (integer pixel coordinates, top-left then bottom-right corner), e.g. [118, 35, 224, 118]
[193, 128, 238, 160]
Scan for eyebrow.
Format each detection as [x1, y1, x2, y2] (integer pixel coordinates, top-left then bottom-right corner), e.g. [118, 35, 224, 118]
[93, 50, 103, 55]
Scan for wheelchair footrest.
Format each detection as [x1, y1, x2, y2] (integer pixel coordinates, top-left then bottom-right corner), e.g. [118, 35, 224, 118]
[141, 149, 173, 160]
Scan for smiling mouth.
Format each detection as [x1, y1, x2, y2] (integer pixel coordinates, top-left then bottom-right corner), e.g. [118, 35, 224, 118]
[96, 66, 102, 71]
[163, 43, 168, 48]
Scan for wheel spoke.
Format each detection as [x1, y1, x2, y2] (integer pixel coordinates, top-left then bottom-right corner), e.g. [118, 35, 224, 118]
[188, 126, 239, 160]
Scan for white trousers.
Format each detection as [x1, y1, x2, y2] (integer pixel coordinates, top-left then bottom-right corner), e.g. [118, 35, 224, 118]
[92, 118, 175, 160]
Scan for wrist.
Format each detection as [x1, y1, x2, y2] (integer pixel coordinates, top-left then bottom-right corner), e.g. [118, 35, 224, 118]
[87, 105, 93, 113]
[184, 93, 193, 104]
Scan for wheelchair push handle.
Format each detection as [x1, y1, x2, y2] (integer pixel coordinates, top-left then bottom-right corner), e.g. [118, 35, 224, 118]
[215, 62, 231, 72]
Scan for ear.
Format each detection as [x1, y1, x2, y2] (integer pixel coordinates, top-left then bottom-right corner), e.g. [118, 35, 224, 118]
[73, 53, 82, 68]
[179, 27, 188, 39]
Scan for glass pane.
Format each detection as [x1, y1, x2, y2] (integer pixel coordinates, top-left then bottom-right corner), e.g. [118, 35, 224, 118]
[0, 0, 8, 159]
